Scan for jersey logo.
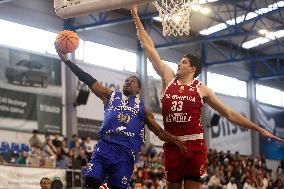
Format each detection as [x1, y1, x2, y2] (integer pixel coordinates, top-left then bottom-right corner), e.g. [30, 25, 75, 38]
[121, 176, 128, 185]
[179, 86, 184, 93]
[87, 163, 94, 172]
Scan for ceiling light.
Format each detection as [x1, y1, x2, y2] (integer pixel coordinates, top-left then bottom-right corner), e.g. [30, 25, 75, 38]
[258, 29, 268, 35]
[191, 4, 201, 11]
[200, 7, 211, 14]
[199, 1, 284, 35]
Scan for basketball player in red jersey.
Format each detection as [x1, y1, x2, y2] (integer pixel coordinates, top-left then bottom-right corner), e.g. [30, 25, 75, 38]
[131, 5, 284, 189]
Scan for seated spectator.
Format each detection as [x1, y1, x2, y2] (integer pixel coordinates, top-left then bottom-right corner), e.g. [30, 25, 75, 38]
[51, 178, 63, 189]
[134, 181, 144, 189]
[15, 150, 29, 165]
[52, 132, 62, 148]
[243, 178, 253, 189]
[76, 148, 88, 168]
[85, 136, 94, 160]
[66, 149, 76, 169]
[146, 143, 157, 159]
[43, 138, 57, 158]
[68, 134, 78, 149]
[71, 141, 81, 158]
[227, 177, 238, 189]
[277, 156, 284, 174]
[29, 130, 42, 148]
[61, 137, 69, 155]
[55, 147, 67, 168]
[208, 170, 223, 189]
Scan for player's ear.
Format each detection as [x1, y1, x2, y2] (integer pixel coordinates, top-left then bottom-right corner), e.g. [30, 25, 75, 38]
[190, 66, 196, 72]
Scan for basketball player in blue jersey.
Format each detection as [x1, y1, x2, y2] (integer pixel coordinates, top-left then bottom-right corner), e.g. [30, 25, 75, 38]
[55, 48, 187, 189]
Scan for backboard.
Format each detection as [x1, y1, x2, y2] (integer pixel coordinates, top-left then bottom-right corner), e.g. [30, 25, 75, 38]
[54, 0, 155, 19]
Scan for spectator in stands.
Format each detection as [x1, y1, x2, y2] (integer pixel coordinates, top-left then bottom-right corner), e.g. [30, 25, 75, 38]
[243, 178, 253, 189]
[134, 181, 144, 189]
[208, 170, 223, 189]
[52, 132, 62, 148]
[71, 140, 81, 158]
[15, 150, 29, 165]
[40, 177, 51, 189]
[273, 174, 284, 188]
[51, 178, 63, 189]
[68, 134, 78, 149]
[66, 149, 76, 169]
[277, 156, 284, 174]
[29, 130, 42, 148]
[146, 143, 157, 158]
[76, 148, 88, 169]
[227, 177, 237, 189]
[55, 147, 67, 168]
[81, 137, 87, 150]
[43, 138, 57, 158]
[61, 137, 69, 155]
[85, 136, 94, 160]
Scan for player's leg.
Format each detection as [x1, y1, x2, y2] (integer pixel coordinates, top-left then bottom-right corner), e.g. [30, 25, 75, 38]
[83, 142, 109, 189]
[184, 140, 207, 189]
[107, 145, 135, 189]
[164, 143, 184, 189]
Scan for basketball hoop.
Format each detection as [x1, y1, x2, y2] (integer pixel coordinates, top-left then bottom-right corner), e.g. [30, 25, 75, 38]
[153, 0, 198, 36]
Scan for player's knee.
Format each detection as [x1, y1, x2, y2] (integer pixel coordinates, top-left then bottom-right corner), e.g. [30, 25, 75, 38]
[84, 176, 101, 189]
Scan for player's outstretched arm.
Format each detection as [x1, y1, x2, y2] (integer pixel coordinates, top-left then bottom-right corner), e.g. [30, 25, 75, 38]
[144, 107, 187, 152]
[55, 48, 112, 104]
[200, 84, 284, 143]
[131, 5, 175, 87]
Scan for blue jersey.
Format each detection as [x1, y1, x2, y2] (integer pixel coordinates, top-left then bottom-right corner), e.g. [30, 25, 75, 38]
[99, 91, 145, 152]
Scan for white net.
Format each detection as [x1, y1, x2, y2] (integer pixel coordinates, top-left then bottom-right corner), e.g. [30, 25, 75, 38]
[153, 0, 198, 36]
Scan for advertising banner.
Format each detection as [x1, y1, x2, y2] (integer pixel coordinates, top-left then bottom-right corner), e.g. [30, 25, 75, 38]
[208, 94, 252, 155]
[257, 103, 284, 160]
[0, 47, 62, 133]
[0, 165, 66, 189]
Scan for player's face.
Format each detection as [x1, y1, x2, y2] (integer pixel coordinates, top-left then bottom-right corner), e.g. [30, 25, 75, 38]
[177, 57, 195, 77]
[123, 76, 140, 96]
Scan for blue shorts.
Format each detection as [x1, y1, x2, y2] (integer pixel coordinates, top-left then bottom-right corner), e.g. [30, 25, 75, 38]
[84, 140, 134, 188]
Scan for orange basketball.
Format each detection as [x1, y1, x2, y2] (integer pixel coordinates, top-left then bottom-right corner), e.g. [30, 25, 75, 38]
[55, 30, 79, 53]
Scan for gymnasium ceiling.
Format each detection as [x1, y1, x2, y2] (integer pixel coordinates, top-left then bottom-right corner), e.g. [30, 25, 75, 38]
[1, 0, 284, 90]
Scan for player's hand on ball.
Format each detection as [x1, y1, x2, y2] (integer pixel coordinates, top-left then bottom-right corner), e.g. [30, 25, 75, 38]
[54, 42, 68, 62]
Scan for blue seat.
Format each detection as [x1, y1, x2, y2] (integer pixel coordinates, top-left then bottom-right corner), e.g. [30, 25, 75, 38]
[11, 143, 20, 154]
[21, 143, 30, 152]
[0, 141, 10, 153]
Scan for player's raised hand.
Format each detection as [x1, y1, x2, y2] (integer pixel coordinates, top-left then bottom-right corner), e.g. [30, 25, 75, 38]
[54, 42, 68, 62]
[259, 127, 284, 143]
[131, 4, 138, 17]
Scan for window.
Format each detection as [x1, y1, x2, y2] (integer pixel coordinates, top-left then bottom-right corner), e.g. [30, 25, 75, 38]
[0, 19, 57, 54]
[207, 72, 247, 98]
[256, 84, 283, 107]
[79, 41, 137, 72]
[147, 59, 178, 79]
[0, 18, 137, 73]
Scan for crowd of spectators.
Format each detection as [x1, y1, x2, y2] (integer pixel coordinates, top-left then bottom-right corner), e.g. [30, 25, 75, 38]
[0, 131, 283, 189]
[0, 130, 94, 169]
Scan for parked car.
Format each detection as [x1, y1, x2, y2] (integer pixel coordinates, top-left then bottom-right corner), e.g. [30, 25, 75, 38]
[5, 60, 49, 88]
